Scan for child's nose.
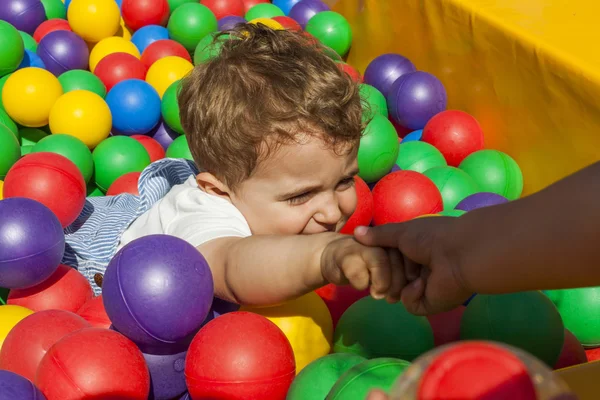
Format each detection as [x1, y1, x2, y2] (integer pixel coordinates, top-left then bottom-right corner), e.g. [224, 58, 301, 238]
[314, 195, 342, 225]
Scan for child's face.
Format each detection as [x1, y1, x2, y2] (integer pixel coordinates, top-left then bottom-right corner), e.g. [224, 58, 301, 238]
[230, 137, 359, 235]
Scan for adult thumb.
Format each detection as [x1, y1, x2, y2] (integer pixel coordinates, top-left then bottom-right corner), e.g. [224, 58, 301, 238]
[353, 224, 404, 248]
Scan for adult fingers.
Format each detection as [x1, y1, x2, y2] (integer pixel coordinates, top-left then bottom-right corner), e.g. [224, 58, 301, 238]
[386, 248, 406, 302]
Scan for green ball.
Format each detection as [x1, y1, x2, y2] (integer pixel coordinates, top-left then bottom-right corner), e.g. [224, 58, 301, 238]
[58, 69, 107, 98]
[359, 84, 387, 118]
[545, 287, 600, 347]
[92, 136, 151, 191]
[306, 11, 352, 57]
[0, 73, 11, 110]
[334, 297, 434, 360]
[0, 21, 24, 77]
[161, 81, 185, 135]
[0, 287, 8, 305]
[438, 209, 466, 217]
[0, 109, 18, 139]
[424, 166, 479, 210]
[31, 134, 94, 183]
[327, 358, 410, 400]
[194, 33, 231, 65]
[41, 0, 67, 20]
[167, 0, 196, 13]
[0, 124, 20, 179]
[168, 3, 218, 52]
[459, 149, 523, 200]
[21, 145, 34, 156]
[357, 114, 399, 183]
[396, 141, 447, 173]
[245, 3, 284, 20]
[19, 128, 48, 146]
[287, 353, 366, 400]
[460, 292, 564, 367]
[166, 135, 193, 160]
[18, 31, 37, 52]
[87, 182, 104, 197]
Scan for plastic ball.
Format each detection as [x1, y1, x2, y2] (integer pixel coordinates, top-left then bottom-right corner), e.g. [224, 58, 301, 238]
[248, 17, 284, 30]
[146, 56, 193, 98]
[0, 181, 3, 200]
[203, 0, 244, 19]
[131, 24, 169, 53]
[152, 120, 179, 149]
[89, 36, 141, 73]
[4, 152, 86, 227]
[58, 68, 106, 97]
[3, 67, 63, 127]
[272, 15, 302, 31]
[41, 0, 66, 19]
[340, 176, 373, 234]
[17, 49, 45, 69]
[92, 135, 151, 191]
[167, 3, 218, 52]
[167, 0, 194, 13]
[116, 16, 133, 40]
[218, 15, 246, 31]
[185, 311, 296, 400]
[19, 30, 38, 52]
[396, 141, 447, 173]
[587, 347, 600, 362]
[273, 0, 302, 15]
[364, 53, 416, 97]
[287, 353, 366, 400]
[36, 328, 151, 399]
[455, 191, 508, 212]
[554, 329, 587, 370]
[315, 284, 369, 328]
[0, 110, 18, 138]
[0, 0, 46, 35]
[242, 0, 270, 13]
[0, 369, 46, 399]
[37, 30, 89, 76]
[194, 32, 232, 64]
[289, 0, 329, 29]
[143, 350, 187, 400]
[0, 21, 25, 77]
[245, 3, 284, 20]
[103, 235, 214, 348]
[0, 305, 34, 349]
[49, 89, 111, 148]
[0, 125, 20, 180]
[95, 53, 147, 93]
[459, 149, 523, 200]
[305, 11, 351, 57]
[76, 295, 111, 329]
[161, 81, 184, 134]
[166, 134, 193, 160]
[334, 296, 434, 360]
[31, 134, 93, 183]
[106, 171, 141, 196]
[242, 292, 333, 373]
[132, 134, 165, 162]
[387, 71, 447, 130]
[359, 83, 387, 118]
[460, 292, 564, 366]
[402, 129, 422, 142]
[33, 18, 71, 42]
[122, 0, 170, 32]
[107, 79, 161, 134]
[67, 0, 121, 43]
[357, 113, 399, 183]
[19, 127, 47, 146]
[438, 209, 466, 217]
[0, 309, 91, 381]
[141, 39, 191, 69]
[423, 166, 479, 210]
[426, 306, 466, 347]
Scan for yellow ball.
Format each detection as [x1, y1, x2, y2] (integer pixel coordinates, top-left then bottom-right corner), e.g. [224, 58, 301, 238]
[49, 90, 112, 149]
[248, 18, 284, 30]
[414, 214, 441, 219]
[67, 0, 121, 43]
[0, 305, 33, 350]
[2, 68, 63, 127]
[146, 56, 194, 99]
[89, 37, 140, 73]
[0, 180, 3, 200]
[117, 17, 133, 41]
[241, 292, 333, 373]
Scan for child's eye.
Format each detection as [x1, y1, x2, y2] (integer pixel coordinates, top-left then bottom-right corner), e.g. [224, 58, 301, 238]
[288, 192, 312, 205]
[337, 177, 356, 190]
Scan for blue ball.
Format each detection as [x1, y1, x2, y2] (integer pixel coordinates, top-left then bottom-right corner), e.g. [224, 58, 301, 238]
[65, 0, 72, 9]
[18, 49, 46, 70]
[106, 79, 161, 135]
[402, 129, 423, 143]
[131, 25, 169, 54]
[114, 0, 122, 7]
[273, 0, 303, 15]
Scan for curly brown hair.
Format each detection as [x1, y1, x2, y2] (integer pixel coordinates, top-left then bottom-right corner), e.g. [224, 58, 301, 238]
[178, 23, 364, 189]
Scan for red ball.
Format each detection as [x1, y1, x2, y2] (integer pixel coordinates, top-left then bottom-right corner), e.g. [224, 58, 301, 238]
[554, 329, 588, 370]
[141, 39, 192, 69]
[77, 295, 112, 329]
[340, 176, 373, 234]
[372, 170, 443, 224]
[3, 152, 86, 228]
[202, 0, 245, 19]
[33, 19, 72, 42]
[132, 134, 165, 162]
[426, 306, 466, 347]
[94, 52, 148, 92]
[36, 328, 150, 400]
[106, 171, 141, 196]
[185, 311, 295, 400]
[272, 16, 302, 31]
[242, 0, 269, 13]
[421, 110, 485, 167]
[338, 62, 362, 83]
[0, 310, 91, 382]
[315, 284, 369, 328]
[121, 0, 170, 31]
[7, 264, 93, 313]
[586, 347, 600, 362]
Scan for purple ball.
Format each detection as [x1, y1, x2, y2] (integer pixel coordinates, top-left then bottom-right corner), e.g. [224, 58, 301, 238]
[0, 369, 47, 400]
[177, 393, 191, 400]
[151, 120, 180, 150]
[363, 53, 416, 97]
[37, 30, 90, 76]
[0, 0, 46, 35]
[387, 71, 447, 131]
[455, 192, 509, 212]
[102, 234, 214, 348]
[0, 197, 64, 289]
[218, 15, 246, 31]
[288, 0, 330, 29]
[144, 350, 188, 400]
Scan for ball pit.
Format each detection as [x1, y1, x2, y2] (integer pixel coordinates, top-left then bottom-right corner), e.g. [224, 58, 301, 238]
[89, 36, 140, 73]
[243, 0, 270, 13]
[167, 3, 218, 52]
[37, 30, 89, 75]
[40, 0, 66, 20]
[315, 284, 369, 328]
[151, 120, 179, 150]
[67, 0, 121, 43]
[161, 80, 185, 134]
[106, 171, 141, 196]
[248, 17, 284, 30]
[0, 0, 46, 35]
[92, 135, 151, 191]
[144, 350, 188, 400]
[306, 11, 352, 57]
[94, 52, 148, 92]
[0, 369, 46, 399]
[395, 141, 447, 173]
[0, 124, 20, 179]
[76, 295, 111, 329]
[359, 83, 388, 118]
[132, 134, 165, 162]
[273, 0, 302, 15]
[424, 166, 479, 210]
[272, 15, 302, 30]
[141, 39, 191, 69]
[145, 55, 193, 98]
[31, 134, 93, 183]
[203, 0, 245, 20]
[166, 134, 193, 160]
[0, 21, 25, 76]
[455, 191, 509, 212]
[289, 0, 329, 29]
[246, 3, 284, 20]
[194, 32, 231, 64]
[107, 79, 161, 134]
[57, 68, 106, 97]
[218, 15, 247, 31]
[357, 113, 399, 183]
[459, 149, 524, 200]
[121, 0, 170, 32]
[364, 53, 416, 97]
[33, 18, 71, 43]
[131, 24, 170, 53]
[19, 30, 37, 52]
[17, 49, 45, 69]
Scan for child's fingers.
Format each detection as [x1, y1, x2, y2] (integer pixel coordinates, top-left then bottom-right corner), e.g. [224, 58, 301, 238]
[342, 255, 370, 291]
[362, 248, 392, 300]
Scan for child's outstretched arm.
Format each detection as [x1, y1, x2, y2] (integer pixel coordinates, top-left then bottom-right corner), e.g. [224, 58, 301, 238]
[355, 161, 600, 315]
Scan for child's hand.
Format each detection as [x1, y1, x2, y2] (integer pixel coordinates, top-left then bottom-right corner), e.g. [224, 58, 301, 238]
[354, 218, 473, 315]
[320, 236, 406, 302]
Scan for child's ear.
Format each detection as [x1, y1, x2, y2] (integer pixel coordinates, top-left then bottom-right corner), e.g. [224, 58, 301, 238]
[196, 172, 231, 199]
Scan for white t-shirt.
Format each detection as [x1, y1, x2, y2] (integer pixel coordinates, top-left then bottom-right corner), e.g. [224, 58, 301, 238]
[118, 176, 252, 250]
